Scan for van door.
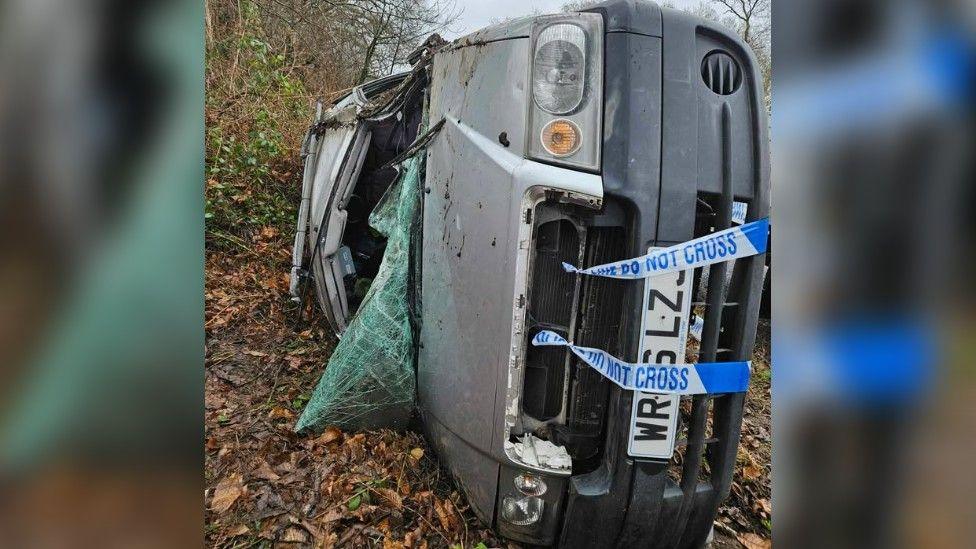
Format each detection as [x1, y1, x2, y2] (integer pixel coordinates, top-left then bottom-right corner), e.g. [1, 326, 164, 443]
[290, 73, 408, 334]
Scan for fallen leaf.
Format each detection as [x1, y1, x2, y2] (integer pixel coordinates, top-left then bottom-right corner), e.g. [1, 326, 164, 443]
[348, 494, 362, 511]
[442, 499, 458, 530]
[376, 487, 403, 510]
[211, 473, 246, 513]
[737, 532, 771, 549]
[299, 518, 323, 541]
[269, 407, 295, 420]
[317, 530, 339, 549]
[409, 448, 424, 460]
[281, 526, 307, 543]
[227, 524, 249, 537]
[397, 477, 412, 497]
[742, 463, 762, 481]
[244, 349, 268, 357]
[347, 433, 366, 446]
[252, 487, 287, 521]
[433, 498, 451, 531]
[757, 498, 772, 515]
[252, 460, 280, 481]
[319, 426, 343, 445]
[318, 509, 343, 524]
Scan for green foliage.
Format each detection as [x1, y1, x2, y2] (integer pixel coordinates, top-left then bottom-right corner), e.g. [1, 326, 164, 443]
[205, 1, 310, 239]
[347, 494, 362, 511]
[757, 367, 771, 383]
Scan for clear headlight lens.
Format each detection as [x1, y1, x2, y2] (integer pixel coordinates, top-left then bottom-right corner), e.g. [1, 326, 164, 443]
[500, 495, 545, 526]
[533, 24, 586, 114]
[514, 473, 548, 496]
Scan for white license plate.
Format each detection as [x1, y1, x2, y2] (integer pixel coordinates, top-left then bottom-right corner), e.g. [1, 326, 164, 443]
[628, 252, 693, 459]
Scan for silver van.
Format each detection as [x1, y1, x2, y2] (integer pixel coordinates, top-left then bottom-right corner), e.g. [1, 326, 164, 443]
[291, 0, 769, 546]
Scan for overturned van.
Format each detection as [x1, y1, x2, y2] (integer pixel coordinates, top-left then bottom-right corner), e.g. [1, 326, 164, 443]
[291, 0, 769, 546]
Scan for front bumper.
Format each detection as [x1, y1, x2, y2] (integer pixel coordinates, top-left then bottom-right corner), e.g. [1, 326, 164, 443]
[553, 2, 769, 547]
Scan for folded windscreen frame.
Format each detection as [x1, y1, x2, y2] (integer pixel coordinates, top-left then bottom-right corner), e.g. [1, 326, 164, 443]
[295, 43, 438, 433]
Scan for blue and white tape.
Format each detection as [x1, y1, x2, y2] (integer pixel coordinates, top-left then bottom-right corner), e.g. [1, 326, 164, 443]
[562, 218, 769, 279]
[531, 330, 750, 394]
[689, 315, 704, 341]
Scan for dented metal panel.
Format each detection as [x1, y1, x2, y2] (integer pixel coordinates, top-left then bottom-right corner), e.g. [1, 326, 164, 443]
[419, 32, 604, 522]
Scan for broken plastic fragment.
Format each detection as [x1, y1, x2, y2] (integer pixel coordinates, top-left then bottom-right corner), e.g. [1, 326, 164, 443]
[507, 434, 572, 470]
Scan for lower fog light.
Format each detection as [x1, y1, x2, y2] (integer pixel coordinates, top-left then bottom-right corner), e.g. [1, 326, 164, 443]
[514, 473, 547, 496]
[500, 495, 545, 526]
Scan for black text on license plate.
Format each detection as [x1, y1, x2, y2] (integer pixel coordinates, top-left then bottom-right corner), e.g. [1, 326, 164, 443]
[628, 255, 693, 459]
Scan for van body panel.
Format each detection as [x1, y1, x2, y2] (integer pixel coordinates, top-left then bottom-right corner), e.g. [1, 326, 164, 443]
[419, 35, 605, 521]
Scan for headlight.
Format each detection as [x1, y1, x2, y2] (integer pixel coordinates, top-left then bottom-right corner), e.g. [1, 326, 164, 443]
[501, 495, 545, 526]
[527, 14, 603, 172]
[514, 473, 548, 496]
[533, 24, 586, 114]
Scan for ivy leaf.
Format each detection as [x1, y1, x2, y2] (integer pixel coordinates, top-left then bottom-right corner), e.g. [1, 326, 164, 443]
[347, 494, 362, 512]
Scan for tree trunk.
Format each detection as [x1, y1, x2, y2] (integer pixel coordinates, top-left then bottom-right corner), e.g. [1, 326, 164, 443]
[205, 0, 214, 46]
[359, 32, 380, 84]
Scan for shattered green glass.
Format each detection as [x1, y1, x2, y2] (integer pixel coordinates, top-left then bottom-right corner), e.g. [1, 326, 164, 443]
[295, 154, 422, 433]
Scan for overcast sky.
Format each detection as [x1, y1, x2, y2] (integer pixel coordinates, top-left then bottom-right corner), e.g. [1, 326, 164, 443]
[443, 0, 701, 39]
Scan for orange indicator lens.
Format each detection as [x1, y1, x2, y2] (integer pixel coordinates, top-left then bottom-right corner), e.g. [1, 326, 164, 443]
[540, 119, 581, 157]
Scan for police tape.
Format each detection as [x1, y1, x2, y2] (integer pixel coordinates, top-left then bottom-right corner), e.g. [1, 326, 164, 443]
[561, 217, 769, 279]
[689, 315, 704, 340]
[531, 330, 751, 394]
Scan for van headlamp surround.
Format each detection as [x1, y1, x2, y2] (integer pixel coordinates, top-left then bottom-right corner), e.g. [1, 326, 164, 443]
[526, 14, 603, 172]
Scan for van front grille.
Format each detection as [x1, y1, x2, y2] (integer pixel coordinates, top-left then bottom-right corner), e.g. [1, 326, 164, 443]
[524, 219, 579, 420]
[552, 225, 628, 469]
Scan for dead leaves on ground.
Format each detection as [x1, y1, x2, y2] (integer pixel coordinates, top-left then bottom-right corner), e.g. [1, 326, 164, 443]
[716, 320, 772, 545]
[206, 410, 500, 547]
[737, 532, 772, 549]
[210, 473, 246, 513]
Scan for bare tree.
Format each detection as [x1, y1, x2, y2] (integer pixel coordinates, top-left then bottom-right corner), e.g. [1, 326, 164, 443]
[713, 0, 769, 45]
[211, 0, 459, 95]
